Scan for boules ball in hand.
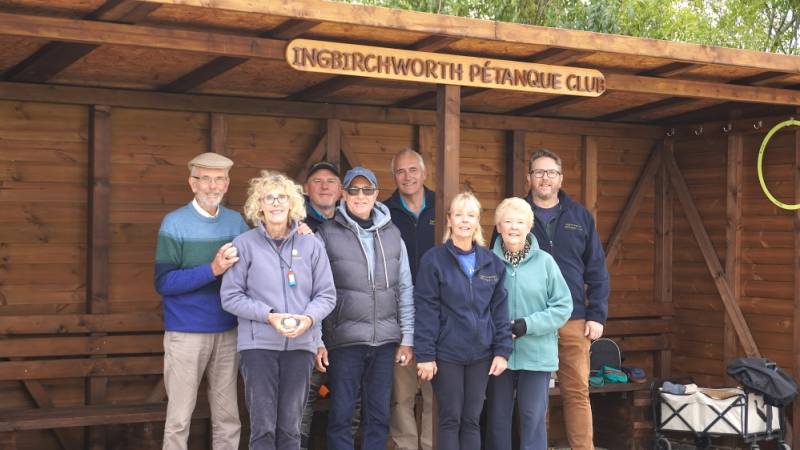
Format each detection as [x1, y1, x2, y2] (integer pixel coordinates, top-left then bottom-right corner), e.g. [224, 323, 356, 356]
[281, 316, 299, 330]
[223, 246, 238, 259]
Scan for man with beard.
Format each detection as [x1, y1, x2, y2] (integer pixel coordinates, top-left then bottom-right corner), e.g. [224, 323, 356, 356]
[155, 152, 249, 450]
[524, 149, 609, 450]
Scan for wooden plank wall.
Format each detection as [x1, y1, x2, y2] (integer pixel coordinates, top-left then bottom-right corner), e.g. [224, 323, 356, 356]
[0, 97, 662, 449]
[672, 129, 796, 387]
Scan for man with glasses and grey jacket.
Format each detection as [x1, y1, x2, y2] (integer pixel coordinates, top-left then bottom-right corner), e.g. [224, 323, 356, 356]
[314, 166, 415, 450]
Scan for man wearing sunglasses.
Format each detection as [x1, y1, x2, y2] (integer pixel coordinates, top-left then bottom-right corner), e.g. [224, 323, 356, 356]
[314, 166, 415, 450]
[155, 152, 249, 450]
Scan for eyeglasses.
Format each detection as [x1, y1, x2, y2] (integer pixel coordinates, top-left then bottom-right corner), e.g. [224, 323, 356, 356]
[262, 194, 289, 205]
[394, 167, 420, 177]
[345, 186, 376, 196]
[530, 169, 562, 179]
[192, 175, 229, 186]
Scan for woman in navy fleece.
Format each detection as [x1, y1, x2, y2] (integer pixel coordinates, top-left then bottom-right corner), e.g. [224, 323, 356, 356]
[221, 171, 337, 450]
[414, 191, 512, 450]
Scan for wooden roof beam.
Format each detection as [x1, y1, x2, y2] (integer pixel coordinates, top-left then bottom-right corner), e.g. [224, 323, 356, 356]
[287, 35, 460, 102]
[140, 0, 800, 74]
[609, 71, 799, 122]
[640, 62, 702, 78]
[161, 18, 320, 92]
[2, 1, 160, 83]
[509, 96, 585, 116]
[0, 12, 286, 60]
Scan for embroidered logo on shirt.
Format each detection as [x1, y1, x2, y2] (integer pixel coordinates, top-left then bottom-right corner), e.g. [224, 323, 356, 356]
[563, 223, 583, 232]
[479, 274, 498, 283]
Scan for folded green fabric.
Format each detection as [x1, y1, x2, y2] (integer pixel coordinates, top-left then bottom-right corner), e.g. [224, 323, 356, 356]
[589, 369, 605, 387]
[602, 365, 628, 383]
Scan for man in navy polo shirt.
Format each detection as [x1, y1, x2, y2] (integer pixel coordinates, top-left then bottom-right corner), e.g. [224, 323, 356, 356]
[385, 148, 435, 450]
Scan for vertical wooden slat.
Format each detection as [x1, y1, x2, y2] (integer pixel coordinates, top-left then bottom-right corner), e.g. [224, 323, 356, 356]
[326, 118, 341, 169]
[505, 130, 527, 197]
[435, 84, 460, 243]
[724, 133, 743, 377]
[793, 111, 800, 450]
[87, 105, 111, 450]
[581, 135, 598, 221]
[654, 139, 673, 379]
[209, 113, 227, 155]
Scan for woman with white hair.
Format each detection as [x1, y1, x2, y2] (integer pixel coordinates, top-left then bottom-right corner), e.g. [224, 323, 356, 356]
[221, 170, 336, 450]
[485, 197, 572, 450]
[413, 191, 512, 450]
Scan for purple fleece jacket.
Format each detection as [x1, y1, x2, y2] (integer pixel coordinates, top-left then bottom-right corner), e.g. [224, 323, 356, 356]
[220, 222, 336, 354]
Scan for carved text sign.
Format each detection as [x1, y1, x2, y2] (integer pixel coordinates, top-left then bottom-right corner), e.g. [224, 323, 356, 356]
[286, 39, 605, 96]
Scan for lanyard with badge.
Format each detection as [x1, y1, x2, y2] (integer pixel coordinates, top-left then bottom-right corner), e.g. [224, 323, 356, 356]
[265, 234, 298, 287]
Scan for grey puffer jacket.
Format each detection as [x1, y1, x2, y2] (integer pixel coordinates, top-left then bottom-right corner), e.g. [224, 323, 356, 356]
[316, 202, 414, 350]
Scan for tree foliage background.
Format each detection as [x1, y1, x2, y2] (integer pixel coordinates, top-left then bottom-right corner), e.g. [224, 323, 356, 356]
[346, 0, 799, 54]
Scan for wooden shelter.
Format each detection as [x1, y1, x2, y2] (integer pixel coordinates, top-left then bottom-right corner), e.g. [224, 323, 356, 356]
[0, 0, 799, 449]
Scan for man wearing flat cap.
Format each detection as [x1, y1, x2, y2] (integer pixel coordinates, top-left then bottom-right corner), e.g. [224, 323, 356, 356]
[314, 166, 415, 450]
[155, 152, 249, 450]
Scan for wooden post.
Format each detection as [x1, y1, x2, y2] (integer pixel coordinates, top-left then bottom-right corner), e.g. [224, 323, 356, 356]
[87, 105, 112, 450]
[505, 130, 527, 197]
[434, 84, 460, 242]
[325, 118, 341, 169]
[793, 109, 800, 450]
[654, 139, 673, 379]
[581, 136, 598, 221]
[724, 133, 743, 378]
[433, 84, 460, 449]
[209, 113, 227, 155]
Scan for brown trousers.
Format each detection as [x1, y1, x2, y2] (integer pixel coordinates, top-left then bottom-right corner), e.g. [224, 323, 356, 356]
[557, 319, 594, 450]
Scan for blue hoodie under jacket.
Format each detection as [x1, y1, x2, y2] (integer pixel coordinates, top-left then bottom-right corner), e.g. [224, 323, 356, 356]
[413, 240, 512, 365]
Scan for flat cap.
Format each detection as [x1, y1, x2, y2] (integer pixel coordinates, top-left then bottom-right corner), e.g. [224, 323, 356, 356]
[187, 152, 234, 170]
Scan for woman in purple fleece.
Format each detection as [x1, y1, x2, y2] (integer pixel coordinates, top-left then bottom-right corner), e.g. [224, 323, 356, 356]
[221, 170, 337, 450]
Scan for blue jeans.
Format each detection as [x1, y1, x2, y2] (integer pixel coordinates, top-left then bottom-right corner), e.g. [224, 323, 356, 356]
[239, 349, 314, 450]
[485, 370, 551, 450]
[326, 343, 396, 450]
[431, 358, 492, 450]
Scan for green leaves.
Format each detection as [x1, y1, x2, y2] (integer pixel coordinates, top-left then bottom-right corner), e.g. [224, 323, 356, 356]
[347, 0, 799, 54]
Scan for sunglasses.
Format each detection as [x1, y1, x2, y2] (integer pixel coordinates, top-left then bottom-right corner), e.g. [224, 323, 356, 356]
[345, 186, 376, 196]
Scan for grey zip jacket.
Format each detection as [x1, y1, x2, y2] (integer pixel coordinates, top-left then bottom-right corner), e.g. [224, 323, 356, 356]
[220, 222, 337, 354]
[316, 201, 414, 349]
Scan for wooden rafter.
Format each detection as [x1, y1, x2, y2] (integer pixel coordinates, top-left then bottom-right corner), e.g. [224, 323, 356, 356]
[581, 136, 598, 221]
[141, 0, 800, 73]
[0, 81, 666, 138]
[19, 377, 79, 450]
[0, 12, 286, 60]
[604, 142, 662, 267]
[295, 134, 329, 182]
[663, 150, 760, 358]
[287, 35, 460, 102]
[3, 1, 160, 83]
[161, 18, 320, 92]
[600, 71, 797, 122]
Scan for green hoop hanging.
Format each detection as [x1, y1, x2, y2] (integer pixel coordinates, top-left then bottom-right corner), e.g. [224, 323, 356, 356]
[757, 119, 800, 210]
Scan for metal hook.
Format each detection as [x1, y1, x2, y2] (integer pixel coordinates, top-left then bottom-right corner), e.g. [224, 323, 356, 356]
[693, 126, 703, 136]
[753, 120, 763, 130]
[722, 123, 732, 133]
[666, 128, 676, 137]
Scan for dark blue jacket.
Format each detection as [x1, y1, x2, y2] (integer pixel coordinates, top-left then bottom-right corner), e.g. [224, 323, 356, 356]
[413, 240, 512, 365]
[304, 196, 334, 232]
[384, 188, 436, 283]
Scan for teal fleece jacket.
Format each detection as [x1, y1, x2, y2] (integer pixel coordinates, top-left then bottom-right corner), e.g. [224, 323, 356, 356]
[492, 233, 572, 372]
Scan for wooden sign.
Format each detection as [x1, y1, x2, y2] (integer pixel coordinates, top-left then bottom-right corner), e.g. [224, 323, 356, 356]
[286, 39, 605, 97]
